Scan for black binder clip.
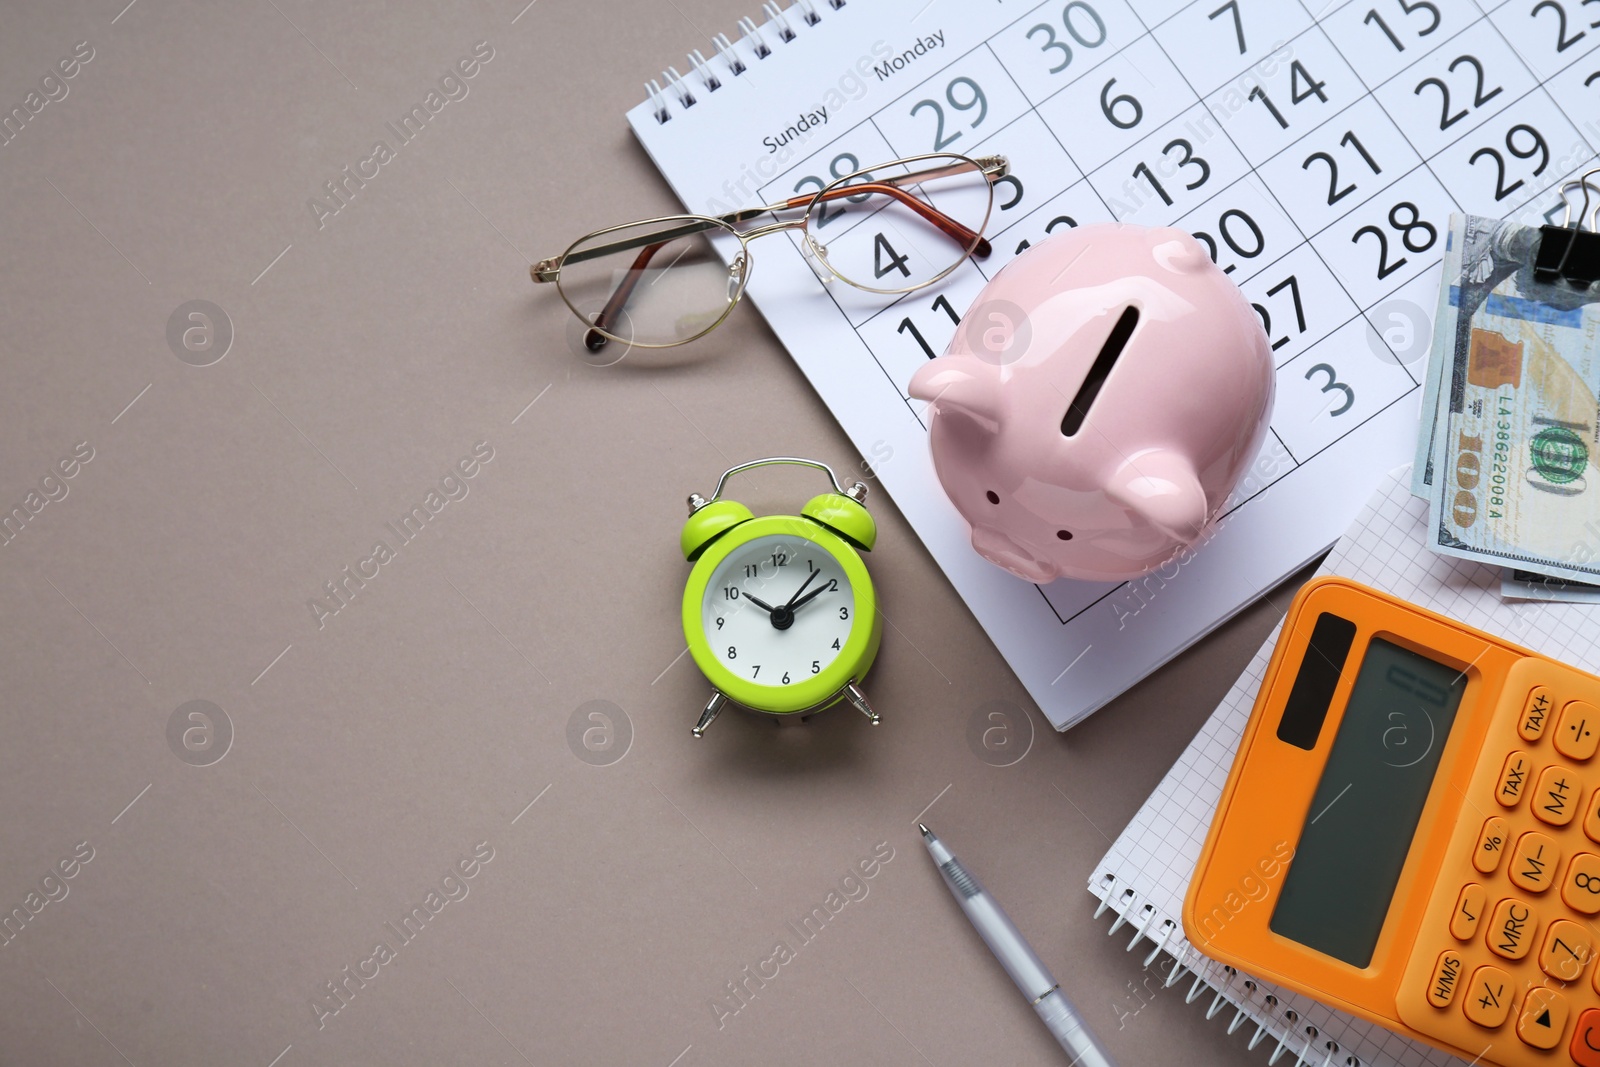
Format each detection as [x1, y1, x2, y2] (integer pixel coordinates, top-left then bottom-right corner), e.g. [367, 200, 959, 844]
[1534, 169, 1600, 289]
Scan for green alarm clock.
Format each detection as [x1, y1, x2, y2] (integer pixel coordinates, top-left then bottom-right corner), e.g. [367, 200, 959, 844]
[680, 458, 882, 737]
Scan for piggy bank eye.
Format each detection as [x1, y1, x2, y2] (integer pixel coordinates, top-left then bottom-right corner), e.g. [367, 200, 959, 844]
[1056, 530, 1073, 541]
[985, 490, 1000, 505]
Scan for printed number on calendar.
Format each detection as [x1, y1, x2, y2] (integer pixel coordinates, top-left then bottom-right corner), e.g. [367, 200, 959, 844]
[1248, 62, 1329, 129]
[1251, 276, 1307, 352]
[1351, 202, 1437, 280]
[1100, 78, 1143, 129]
[898, 295, 961, 359]
[1364, 0, 1441, 51]
[1303, 132, 1382, 205]
[911, 77, 987, 151]
[874, 234, 911, 279]
[1193, 209, 1265, 275]
[1468, 124, 1548, 201]
[994, 174, 1024, 212]
[1209, 1, 1247, 54]
[1414, 55, 1503, 131]
[1304, 363, 1356, 417]
[1530, 1, 1600, 53]
[1027, 2, 1108, 74]
[1016, 215, 1077, 256]
[794, 153, 873, 228]
[1133, 139, 1210, 206]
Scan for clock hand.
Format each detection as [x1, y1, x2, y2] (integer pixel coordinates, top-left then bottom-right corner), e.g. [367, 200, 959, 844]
[787, 581, 833, 612]
[783, 568, 821, 610]
[740, 591, 777, 614]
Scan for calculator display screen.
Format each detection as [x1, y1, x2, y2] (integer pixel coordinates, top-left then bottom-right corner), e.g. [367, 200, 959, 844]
[1270, 638, 1467, 967]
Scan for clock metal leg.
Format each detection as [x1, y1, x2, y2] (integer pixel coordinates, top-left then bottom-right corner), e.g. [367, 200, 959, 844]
[844, 682, 880, 726]
[692, 690, 727, 738]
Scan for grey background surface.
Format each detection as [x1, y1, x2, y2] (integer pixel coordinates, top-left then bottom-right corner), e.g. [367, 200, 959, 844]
[0, 1, 1316, 1063]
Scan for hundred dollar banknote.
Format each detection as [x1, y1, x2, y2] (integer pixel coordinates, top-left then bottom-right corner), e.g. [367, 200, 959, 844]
[1423, 214, 1600, 583]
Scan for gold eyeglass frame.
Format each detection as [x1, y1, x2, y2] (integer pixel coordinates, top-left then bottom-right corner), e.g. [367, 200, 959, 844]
[531, 152, 1009, 350]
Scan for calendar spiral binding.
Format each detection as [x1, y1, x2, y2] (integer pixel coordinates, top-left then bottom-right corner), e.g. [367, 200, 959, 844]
[1093, 873, 1379, 1067]
[641, 0, 849, 124]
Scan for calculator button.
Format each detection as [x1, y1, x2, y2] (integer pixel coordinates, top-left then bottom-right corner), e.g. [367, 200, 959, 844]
[1426, 949, 1465, 1007]
[1533, 765, 1579, 826]
[1565, 854, 1600, 916]
[1585, 788, 1600, 843]
[1474, 817, 1510, 874]
[1540, 920, 1594, 983]
[1517, 986, 1569, 1050]
[1555, 700, 1600, 761]
[1521, 686, 1554, 742]
[1451, 883, 1487, 941]
[1571, 1008, 1600, 1067]
[1509, 831, 1561, 893]
[1496, 751, 1533, 806]
[1487, 897, 1538, 960]
[1464, 965, 1514, 1028]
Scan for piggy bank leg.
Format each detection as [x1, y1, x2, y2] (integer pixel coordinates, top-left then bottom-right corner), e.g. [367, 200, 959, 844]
[1105, 449, 1209, 542]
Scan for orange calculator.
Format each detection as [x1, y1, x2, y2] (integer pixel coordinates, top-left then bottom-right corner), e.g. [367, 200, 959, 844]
[1185, 576, 1600, 1066]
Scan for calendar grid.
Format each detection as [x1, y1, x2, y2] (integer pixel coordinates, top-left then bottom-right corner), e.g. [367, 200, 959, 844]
[977, 39, 1117, 220]
[1308, 0, 1470, 233]
[642, 0, 1600, 701]
[753, 0, 1598, 631]
[1129, 4, 1411, 348]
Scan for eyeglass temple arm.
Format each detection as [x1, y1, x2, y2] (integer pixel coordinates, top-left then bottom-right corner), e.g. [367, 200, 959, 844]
[583, 240, 670, 350]
[533, 220, 721, 280]
[531, 156, 1007, 279]
[775, 181, 992, 258]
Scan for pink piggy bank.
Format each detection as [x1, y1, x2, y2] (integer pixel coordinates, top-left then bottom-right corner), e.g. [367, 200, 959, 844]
[909, 223, 1273, 584]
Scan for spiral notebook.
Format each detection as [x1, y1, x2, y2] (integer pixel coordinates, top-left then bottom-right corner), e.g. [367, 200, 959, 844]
[624, 0, 1600, 729]
[1086, 468, 1600, 1067]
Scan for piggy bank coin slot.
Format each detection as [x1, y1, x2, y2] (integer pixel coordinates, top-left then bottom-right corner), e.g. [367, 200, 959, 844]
[1061, 305, 1139, 437]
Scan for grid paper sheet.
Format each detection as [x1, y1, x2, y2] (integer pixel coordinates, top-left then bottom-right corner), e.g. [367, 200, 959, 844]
[1087, 468, 1600, 1067]
[626, 0, 1600, 729]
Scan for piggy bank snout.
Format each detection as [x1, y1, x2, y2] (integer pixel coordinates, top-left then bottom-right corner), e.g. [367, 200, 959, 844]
[971, 525, 1057, 584]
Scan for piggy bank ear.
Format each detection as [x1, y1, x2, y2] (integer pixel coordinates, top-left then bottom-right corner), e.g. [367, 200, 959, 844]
[1105, 450, 1209, 542]
[908, 361, 1003, 433]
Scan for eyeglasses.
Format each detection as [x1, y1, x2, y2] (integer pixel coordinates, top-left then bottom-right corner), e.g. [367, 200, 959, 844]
[531, 152, 1009, 351]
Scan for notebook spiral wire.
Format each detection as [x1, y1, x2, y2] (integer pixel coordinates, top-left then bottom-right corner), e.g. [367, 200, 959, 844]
[1094, 875, 1368, 1067]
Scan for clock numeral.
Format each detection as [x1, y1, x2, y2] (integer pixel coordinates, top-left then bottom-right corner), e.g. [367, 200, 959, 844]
[744, 564, 759, 578]
[807, 558, 818, 573]
[715, 617, 725, 630]
[832, 638, 841, 650]
[781, 672, 791, 684]
[811, 660, 821, 674]
[771, 551, 788, 567]
[839, 606, 850, 620]
[750, 664, 760, 676]
[723, 587, 739, 600]
[728, 646, 738, 660]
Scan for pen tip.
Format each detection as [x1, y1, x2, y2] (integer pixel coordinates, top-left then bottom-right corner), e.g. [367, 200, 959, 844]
[917, 822, 932, 838]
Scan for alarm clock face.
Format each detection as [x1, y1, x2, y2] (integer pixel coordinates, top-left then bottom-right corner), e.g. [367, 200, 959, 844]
[700, 533, 857, 689]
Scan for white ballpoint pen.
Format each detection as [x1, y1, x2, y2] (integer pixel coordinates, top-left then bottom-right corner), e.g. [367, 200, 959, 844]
[921, 824, 1118, 1067]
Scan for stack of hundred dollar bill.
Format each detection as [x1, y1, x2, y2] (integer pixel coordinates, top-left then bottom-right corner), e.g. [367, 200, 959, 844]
[1415, 213, 1600, 603]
